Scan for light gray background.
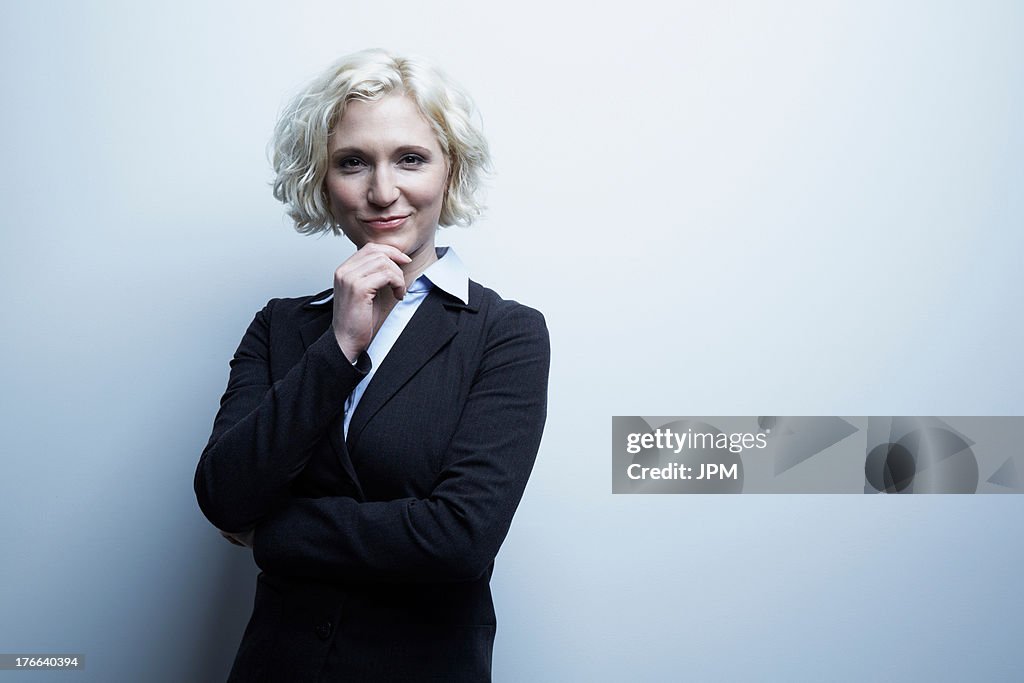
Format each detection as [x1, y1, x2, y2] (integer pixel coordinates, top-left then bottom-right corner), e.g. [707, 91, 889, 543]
[2, 1, 1021, 681]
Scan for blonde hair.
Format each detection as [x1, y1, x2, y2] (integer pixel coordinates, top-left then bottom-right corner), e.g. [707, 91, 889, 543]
[270, 48, 492, 235]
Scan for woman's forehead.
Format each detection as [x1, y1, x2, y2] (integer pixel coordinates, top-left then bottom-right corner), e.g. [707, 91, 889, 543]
[330, 93, 439, 150]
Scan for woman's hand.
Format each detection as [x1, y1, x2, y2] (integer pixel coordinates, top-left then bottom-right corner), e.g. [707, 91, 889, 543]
[331, 243, 412, 362]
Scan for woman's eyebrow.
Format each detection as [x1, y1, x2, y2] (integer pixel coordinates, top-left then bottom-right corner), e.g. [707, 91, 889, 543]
[394, 145, 433, 155]
[330, 146, 365, 158]
[330, 145, 433, 158]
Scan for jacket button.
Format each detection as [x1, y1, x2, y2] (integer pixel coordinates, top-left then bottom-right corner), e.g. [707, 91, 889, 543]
[314, 621, 333, 641]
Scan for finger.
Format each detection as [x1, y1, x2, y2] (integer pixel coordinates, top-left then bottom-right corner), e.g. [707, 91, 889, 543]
[334, 244, 409, 281]
[344, 257, 408, 299]
[345, 252, 405, 279]
[353, 267, 407, 301]
[357, 242, 412, 264]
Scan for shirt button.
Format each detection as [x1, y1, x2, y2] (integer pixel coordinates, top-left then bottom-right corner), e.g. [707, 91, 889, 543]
[314, 620, 333, 641]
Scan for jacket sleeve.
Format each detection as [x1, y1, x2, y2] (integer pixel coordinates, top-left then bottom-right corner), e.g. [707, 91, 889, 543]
[251, 304, 550, 583]
[194, 299, 369, 533]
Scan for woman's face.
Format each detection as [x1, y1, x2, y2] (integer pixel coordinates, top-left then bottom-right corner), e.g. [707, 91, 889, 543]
[325, 93, 449, 262]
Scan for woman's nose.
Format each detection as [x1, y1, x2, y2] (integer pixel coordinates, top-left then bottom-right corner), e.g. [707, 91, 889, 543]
[367, 167, 400, 206]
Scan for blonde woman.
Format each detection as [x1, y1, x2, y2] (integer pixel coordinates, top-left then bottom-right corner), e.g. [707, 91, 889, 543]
[194, 49, 549, 682]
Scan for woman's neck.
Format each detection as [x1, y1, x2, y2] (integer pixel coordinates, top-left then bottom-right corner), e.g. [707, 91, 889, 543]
[402, 243, 439, 287]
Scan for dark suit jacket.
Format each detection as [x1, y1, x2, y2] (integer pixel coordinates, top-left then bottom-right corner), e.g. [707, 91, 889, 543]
[194, 280, 550, 682]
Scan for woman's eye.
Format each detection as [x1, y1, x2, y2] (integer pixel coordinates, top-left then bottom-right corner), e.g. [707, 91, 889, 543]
[338, 158, 364, 170]
[400, 154, 425, 165]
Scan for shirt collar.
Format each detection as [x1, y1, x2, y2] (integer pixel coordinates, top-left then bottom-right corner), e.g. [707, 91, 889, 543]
[421, 246, 469, 304]
[308, 246, 468, 306]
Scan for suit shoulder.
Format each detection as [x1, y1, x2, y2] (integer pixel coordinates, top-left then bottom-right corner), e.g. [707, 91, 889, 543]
[468, 280, 548, 337]
[470, 280, 544, 316]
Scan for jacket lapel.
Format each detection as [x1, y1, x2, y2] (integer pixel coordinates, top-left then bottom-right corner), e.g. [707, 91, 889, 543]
[345, 289, 461, 454]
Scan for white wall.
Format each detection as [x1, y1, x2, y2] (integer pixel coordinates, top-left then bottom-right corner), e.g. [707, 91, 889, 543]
[1, 1, 1022, 680]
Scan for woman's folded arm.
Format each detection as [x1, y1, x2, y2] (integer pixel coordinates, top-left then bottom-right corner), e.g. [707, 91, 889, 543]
[252, 306, 550, 582]
[194, 300, 368, 533]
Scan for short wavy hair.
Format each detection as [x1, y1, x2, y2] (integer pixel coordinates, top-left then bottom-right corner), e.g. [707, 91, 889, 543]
[270, 48, 492, 235]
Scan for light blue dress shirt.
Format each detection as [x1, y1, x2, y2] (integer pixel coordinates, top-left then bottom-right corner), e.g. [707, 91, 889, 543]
[309, 246, 470, 438]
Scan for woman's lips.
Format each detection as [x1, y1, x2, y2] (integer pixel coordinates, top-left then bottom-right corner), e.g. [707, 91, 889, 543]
[363, 215, 408, 230]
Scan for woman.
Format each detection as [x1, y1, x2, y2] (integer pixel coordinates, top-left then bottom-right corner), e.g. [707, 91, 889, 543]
[194, 49, 550, 682]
